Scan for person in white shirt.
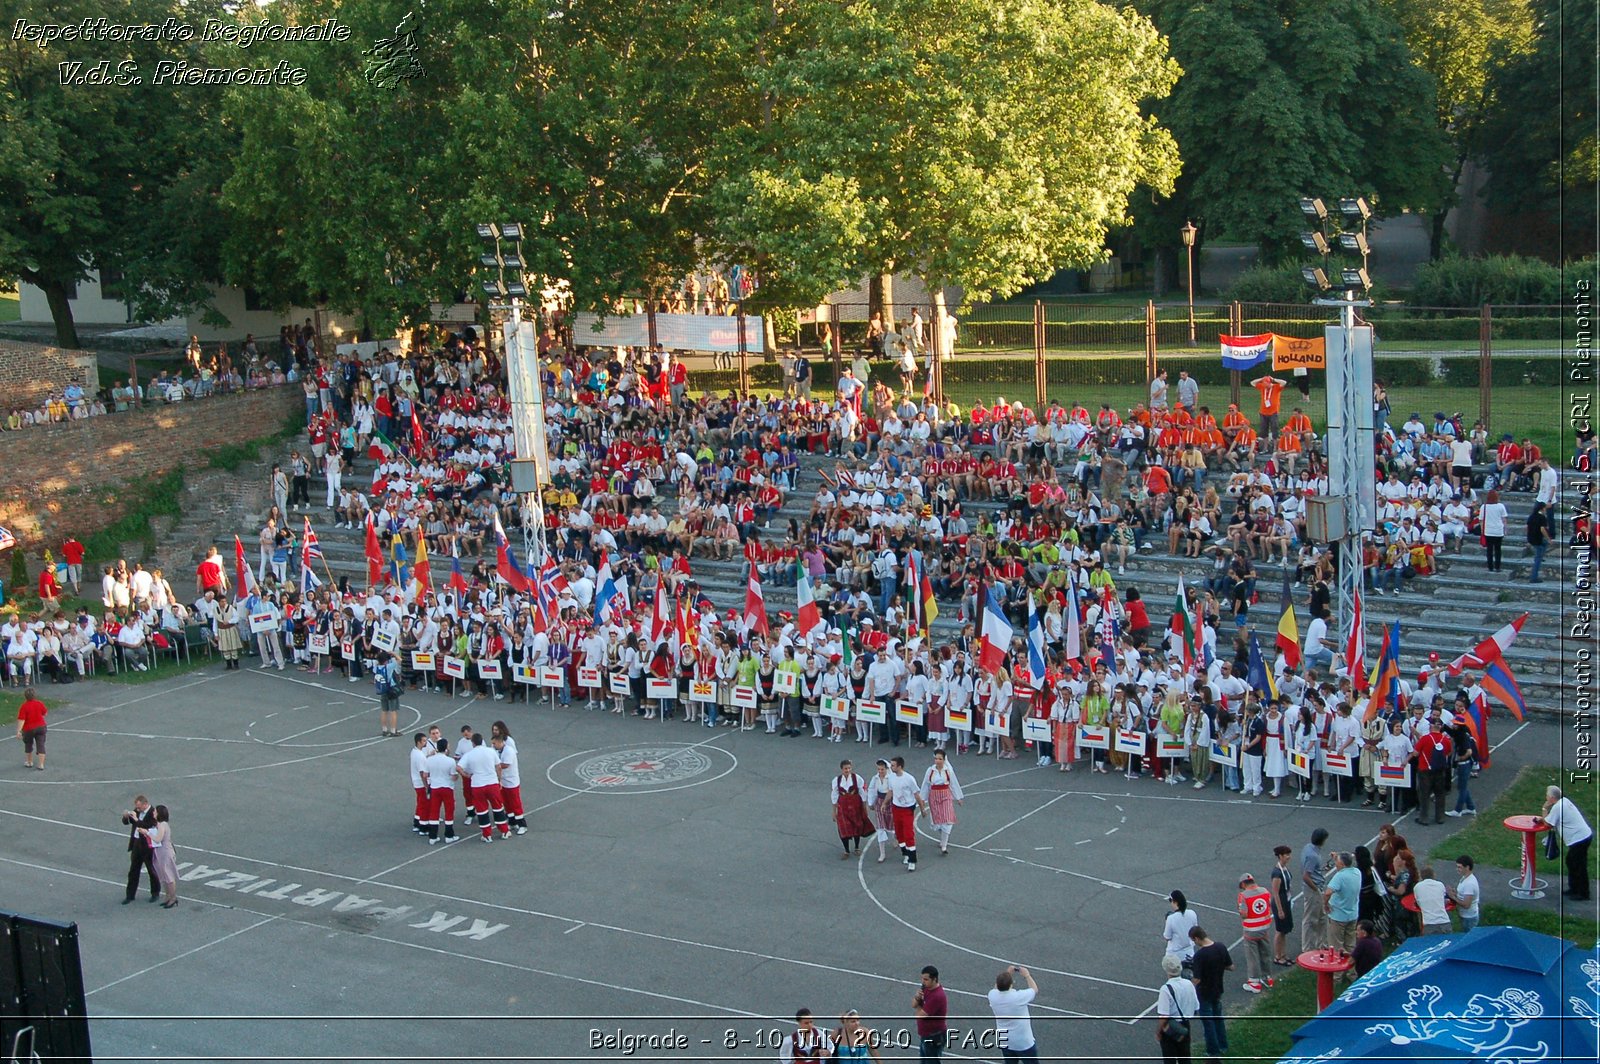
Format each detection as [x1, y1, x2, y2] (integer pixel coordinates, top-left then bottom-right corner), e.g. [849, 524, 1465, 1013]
[492, 733, 526, 835]
[116, 616, 150, 671]
[883, 756, 927, 871]
[919, 750, 965, 854]
[457, 731, 507, 842]
[1163, 890, 1200, 963]
[1156, 954, 1200, 1059]
[419, 739, 459, 845]
[1412, 866, 1451, 934]
[987, 964, 1040, 1058]
[1448, 855, 1481, 931]
[777, 1009, 834, 1064]
[1537, 786, 1593, 900]
[409, 733, 431, 836]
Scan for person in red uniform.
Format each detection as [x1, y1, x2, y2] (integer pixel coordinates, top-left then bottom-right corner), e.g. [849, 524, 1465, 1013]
[61, 536, 86, 594]
[457, 731, 507, 841]
[37, 564, 61, 607]
[195, 545, 228, 598]
[16, 687, 48, 771]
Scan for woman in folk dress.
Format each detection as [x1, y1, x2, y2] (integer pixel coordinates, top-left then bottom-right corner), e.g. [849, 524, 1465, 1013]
[1263, 699, 1289, 798]
[919, 749, 965, 854]
[865, 758, 895, 863]
[1052, 679, 1079, 772]
[831, 760, 876, 859]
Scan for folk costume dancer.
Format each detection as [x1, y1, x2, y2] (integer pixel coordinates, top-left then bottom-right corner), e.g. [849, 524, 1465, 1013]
[919, 749, 965, 855]
[409, 732, 430, 835]
[831, 760, 876, 859]
[887, 756, 928, 872]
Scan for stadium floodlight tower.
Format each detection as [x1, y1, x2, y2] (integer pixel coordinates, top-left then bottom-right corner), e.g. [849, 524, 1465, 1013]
[476, 222, 551, 568]
[1299, 196, 1376, 660]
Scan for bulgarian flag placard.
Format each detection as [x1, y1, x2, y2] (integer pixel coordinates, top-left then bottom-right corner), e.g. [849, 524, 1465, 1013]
[1220, 334, 1273, 370]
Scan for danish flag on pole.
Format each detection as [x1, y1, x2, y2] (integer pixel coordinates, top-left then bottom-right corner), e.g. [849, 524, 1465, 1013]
[744, 571, 770, 636]
[233, 535, 257, 601]
[978, 585, 1012, 673]
[1345, 583, 1367, 692]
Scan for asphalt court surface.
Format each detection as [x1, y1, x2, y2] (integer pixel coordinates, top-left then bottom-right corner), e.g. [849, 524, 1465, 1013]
[0, 667, 1565, 1062]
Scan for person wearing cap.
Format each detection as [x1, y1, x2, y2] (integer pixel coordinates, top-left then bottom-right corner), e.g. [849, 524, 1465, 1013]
[1237, 874, 1275, 992]
[1411, 719, 1454, 825]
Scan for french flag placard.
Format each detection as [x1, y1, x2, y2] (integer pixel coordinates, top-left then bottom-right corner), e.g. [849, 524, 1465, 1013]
[1220, 333, 1273, 370]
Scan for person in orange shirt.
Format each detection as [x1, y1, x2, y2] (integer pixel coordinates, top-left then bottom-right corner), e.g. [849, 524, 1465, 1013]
[1284, 407, 1315, 450]
[1221, 403, 1249, 445]
[1227, 426, 1259, 470]
[1251, 374, 1287, 438]
[1275, 427, 1304, 474]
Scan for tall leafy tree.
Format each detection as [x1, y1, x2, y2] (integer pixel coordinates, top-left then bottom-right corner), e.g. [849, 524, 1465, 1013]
[1128, 0, 1451, 275]
[1479, 0, 1598, 251]
[0, 0, 234, 346]
[707, 0, 1180, 310]
[1384, 0, 1535, 258]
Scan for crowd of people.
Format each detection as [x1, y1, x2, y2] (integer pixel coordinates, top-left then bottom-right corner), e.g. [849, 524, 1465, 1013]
[3, 311, 1591, 1064]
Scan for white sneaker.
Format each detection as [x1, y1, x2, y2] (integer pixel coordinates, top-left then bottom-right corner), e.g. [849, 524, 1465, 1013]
[1445, 810, 1462, 818]
[1117, 566, 1126, 575]
[1192, 781, 1205, 789]
[1242, 980, 1262, 994]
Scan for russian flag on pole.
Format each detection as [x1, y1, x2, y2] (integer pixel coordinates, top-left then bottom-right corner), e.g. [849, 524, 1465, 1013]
[1220, 334, 1273, 370]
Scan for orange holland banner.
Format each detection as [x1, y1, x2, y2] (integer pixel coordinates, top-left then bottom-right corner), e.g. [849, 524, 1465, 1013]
[1273, 334, 1326, 370]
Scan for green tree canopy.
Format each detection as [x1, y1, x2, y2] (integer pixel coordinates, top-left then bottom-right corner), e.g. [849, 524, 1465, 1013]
[0, 0, 234, 346]
[1479, 0, 1598, 248]
[1129, 0, 1452, 266]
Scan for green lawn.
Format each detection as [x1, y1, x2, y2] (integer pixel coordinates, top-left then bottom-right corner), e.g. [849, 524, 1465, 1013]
[1228, 901, 1598, 1062]
[0, 290, 19, 322]
[1429, 765, 1599, 882]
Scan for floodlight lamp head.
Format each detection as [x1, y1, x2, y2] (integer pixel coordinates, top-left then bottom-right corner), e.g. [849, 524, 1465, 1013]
[475, 223, 497, 240]
[1301, 266, 1330, 292]
[499, 223, 523, 240]
[505, 281, 528, 299]
[1298, 197, 1327, 222]
[1337, 232, 1370, 256]
[1338, 197, 1372, 222]
[1299, 231, 1330, 254]
[480, 279, 505, 299]
[501, 252, 526, 271]
[1341, 267, 1371, 289]
[479, 253, 501, 268]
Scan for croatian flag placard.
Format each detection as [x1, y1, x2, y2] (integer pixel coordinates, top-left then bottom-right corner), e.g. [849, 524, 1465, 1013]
[1220, 333, 1273, 370]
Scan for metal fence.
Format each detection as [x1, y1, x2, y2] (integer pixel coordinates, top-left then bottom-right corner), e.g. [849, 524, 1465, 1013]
[748, 300, 1565, 441]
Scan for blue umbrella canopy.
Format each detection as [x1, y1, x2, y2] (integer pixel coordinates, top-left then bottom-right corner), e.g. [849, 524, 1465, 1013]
[1281, 926, 1599, 1063]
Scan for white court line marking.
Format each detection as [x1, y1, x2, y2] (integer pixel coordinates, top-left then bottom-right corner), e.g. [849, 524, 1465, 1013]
[46, 729, 258, 745]
[853, 846, 1153, 1011]
[0, 675, 220, 743]
[274, 705, 398, 743]
[0, 857, 765, 1019]
[961, 763, 1044, 789]
[0, 850, 1047, 1033]
[966, 792, 1071, 848]
[88, 915, 281, 996]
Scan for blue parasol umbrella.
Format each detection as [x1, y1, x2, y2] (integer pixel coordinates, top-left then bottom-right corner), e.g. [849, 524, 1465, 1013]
[1280, 926, 1599, 1063]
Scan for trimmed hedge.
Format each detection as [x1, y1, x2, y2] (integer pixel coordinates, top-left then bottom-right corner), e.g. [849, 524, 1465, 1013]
[1410, 255, 1564, 308]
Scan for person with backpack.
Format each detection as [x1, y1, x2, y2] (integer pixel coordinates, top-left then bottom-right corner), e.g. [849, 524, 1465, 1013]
[1156, 954, 1199, 1062]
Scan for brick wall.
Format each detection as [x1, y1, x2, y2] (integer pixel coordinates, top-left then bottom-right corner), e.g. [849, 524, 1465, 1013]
[0, 386, 300, 552]
[0, 338, 100, 408]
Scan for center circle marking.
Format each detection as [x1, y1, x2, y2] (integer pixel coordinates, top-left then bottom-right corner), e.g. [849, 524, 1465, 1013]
[547, 744, 737, 794]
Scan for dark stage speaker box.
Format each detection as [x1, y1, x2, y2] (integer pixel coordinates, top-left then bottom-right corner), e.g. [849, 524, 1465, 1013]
[0, 911, 92, 1063]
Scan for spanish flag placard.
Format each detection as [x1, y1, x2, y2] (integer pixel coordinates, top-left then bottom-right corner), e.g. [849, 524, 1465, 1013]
[1272, 334, 1325, 370]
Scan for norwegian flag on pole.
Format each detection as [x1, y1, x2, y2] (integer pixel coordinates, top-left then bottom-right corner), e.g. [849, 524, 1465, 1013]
[1446, 613, 1528, 675]
[744, 571, 770, 636]
[233, 535, 257, 601]
[978, 584, 1013, 673]
[1345, 583, 1367, 692]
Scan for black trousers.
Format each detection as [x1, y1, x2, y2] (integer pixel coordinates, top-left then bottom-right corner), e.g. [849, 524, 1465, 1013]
[126, 847, 158, 900]
[1567, 836, 1593, 900]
